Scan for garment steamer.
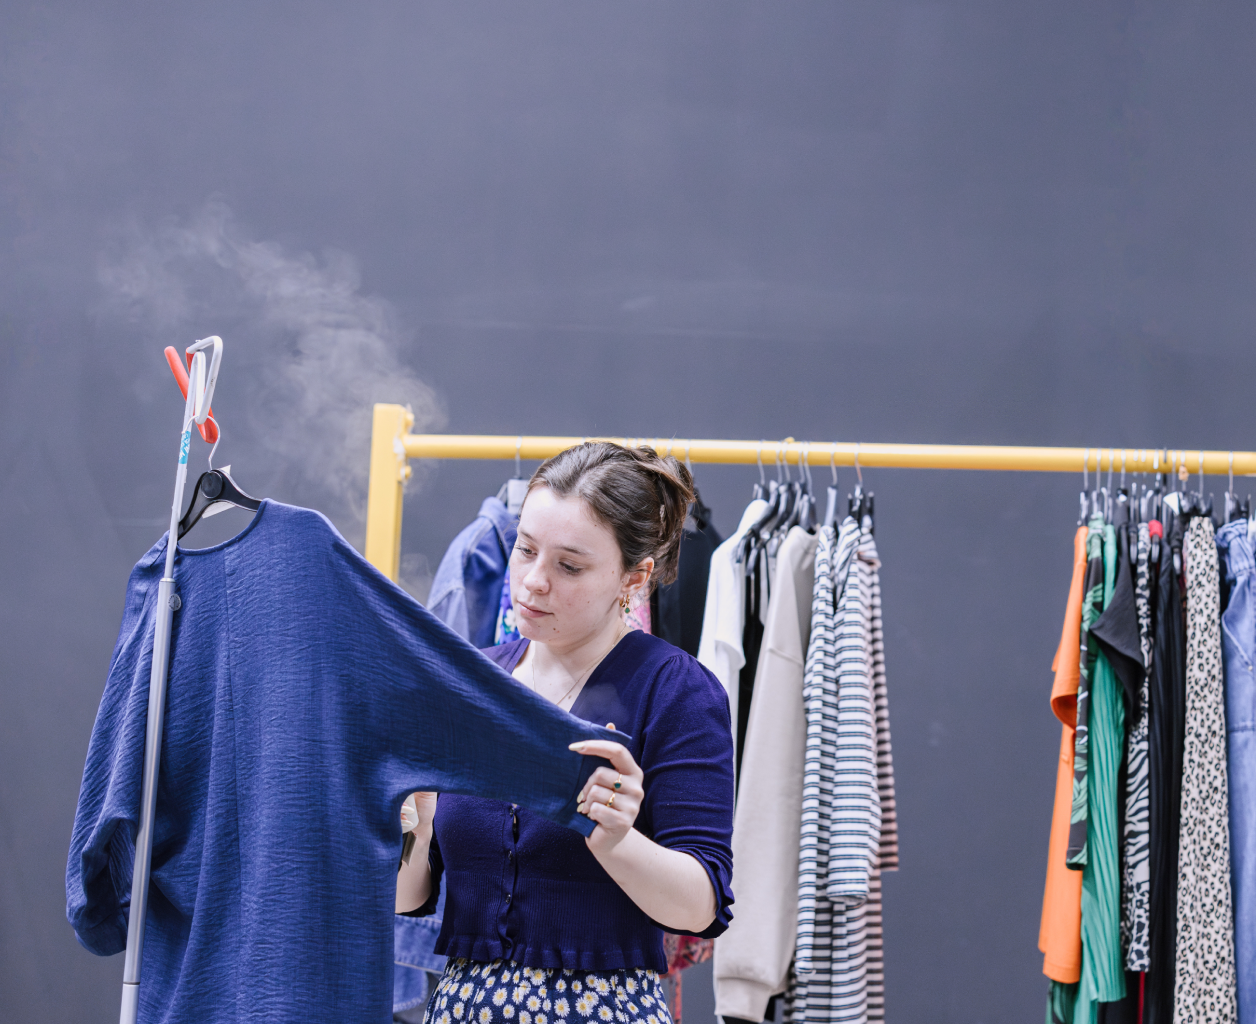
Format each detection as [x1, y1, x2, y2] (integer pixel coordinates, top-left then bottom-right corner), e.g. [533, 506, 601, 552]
[119, 336, 223, 1024]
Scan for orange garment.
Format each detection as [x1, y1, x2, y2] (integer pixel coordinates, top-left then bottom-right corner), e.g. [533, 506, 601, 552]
[1039, 526, 1088, 983]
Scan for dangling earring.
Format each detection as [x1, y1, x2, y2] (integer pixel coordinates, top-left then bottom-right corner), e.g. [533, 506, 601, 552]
[620, 594, 631, 613]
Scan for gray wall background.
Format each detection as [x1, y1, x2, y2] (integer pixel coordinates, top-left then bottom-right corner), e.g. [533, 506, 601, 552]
[4, 3, 1256, 1021]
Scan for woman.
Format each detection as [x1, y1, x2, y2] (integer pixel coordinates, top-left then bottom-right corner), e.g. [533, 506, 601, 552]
[396, 441, 735, 1024]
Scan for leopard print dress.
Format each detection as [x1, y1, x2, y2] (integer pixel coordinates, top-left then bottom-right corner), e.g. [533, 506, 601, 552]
[1173, 516, 1237, 1024]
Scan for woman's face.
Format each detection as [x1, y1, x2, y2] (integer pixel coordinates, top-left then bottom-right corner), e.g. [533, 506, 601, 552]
[510, 485, 642, 649]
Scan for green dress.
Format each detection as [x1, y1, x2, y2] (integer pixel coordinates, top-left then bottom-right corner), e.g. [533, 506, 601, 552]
[1076, 521, 1127, 1021]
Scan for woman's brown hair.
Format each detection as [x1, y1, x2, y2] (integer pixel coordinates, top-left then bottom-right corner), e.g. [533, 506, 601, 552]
[527, 442, 695, 589]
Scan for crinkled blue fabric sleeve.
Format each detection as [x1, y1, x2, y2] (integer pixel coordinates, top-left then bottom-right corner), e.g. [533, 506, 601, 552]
[333, 540, 619, 828]
[65, 543, 165, 955]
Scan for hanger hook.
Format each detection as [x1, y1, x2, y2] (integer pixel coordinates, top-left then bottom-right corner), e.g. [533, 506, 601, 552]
[1082, 448, 1089, 491]
[757, 441, 766, 485]
[854, 443, 863, 485]
[1120, 449, 1126, 488]
[685, 439, 692, 472]
[829, 444, 838, 485]
[1199, 450, 1205, 496]
[1230, 451, 1234, 495]
[206, 415, 221, 471]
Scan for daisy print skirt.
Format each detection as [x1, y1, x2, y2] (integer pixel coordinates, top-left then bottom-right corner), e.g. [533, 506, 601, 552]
[424, 959, 674, 1024]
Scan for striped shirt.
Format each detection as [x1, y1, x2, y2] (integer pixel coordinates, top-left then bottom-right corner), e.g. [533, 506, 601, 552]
[789, 519, 885, 1024]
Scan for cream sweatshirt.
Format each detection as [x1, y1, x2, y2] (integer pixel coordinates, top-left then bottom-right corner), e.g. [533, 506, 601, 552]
[713, 526, 818, 1020]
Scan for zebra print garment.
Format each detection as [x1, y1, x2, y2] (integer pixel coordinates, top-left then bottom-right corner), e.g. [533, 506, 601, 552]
[789, 518, 878, 1024]
[1121, 523, 1152, 971]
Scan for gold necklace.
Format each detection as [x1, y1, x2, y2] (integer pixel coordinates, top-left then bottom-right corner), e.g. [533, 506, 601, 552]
[530, 625, 627, 707]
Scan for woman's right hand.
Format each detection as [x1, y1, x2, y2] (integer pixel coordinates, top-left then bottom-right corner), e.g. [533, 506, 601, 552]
[401, 792, 438, 835]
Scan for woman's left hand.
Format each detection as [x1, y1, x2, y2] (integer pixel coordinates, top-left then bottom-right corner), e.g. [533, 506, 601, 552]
[569, 739, 644, 854]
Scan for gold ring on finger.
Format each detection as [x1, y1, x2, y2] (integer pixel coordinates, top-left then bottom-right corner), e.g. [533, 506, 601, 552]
[606, 793, 616, 808]
[613, 774, 622, 790]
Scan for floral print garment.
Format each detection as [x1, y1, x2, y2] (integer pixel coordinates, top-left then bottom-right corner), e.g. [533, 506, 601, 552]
[659, 935, 712, 1024]
[425, 960, 674, 1024]
[495, 573, 521, 645]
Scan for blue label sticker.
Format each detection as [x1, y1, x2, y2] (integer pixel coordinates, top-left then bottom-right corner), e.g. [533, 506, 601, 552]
[179, 428, 191, 465]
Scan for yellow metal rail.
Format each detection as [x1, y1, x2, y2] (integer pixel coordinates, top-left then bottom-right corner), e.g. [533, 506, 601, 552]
[363, 404, 1256, 579]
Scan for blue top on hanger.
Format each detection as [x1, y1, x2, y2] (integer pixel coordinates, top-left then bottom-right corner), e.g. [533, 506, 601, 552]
[66, 501, 618, 1024]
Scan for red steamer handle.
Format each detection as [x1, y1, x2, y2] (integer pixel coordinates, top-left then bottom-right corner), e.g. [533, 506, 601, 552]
[164, 346, 219, 443]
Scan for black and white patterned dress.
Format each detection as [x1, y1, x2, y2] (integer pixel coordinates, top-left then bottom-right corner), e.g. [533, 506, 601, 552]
[790, 518, 878, 1024]
[1121, 523, 1152, 971]
[860, 527, 897, 1024]
[425, 960, 673, 1024]
[1174, 516, 1237, 1024]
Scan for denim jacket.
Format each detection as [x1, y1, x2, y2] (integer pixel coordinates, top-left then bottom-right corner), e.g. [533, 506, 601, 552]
[428, 497, 517, 649]
[399, 496, 517, 1009]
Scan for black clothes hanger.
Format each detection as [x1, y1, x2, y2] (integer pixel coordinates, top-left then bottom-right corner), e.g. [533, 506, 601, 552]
[739, 449, 788, 565]
[774, 480, 796, 532]
[778, 481, 802, 535]
[1101, 449, 1115, 523]
[800, 495, 816, 532]
[691, 489, 713, 531]
[738, 480, 776, 565]
[1112, 490, 1130, 528]
[1116, 452, 1130, 525]
[782, 448, 813, 535]
[1079, 449, 1091, 525]
[846, 444, 867, 523]
[496, 437, 529, 515]
[178, 468, 261, 539]
[848, 483, 866, 521]
[824, 485, 840, 529]
[823, 447, 841, 530]
[797, 483, 816, 533]
[751, 443, 767, 502]
[1222, 452, 1250, 524]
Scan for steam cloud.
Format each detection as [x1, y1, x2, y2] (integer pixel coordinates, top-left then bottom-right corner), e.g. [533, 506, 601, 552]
[99, 201, 443, 550]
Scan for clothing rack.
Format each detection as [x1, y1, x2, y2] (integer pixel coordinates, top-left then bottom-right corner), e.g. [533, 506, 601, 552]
[362, 402, 1256, 581]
